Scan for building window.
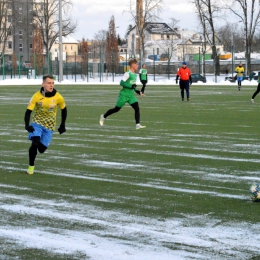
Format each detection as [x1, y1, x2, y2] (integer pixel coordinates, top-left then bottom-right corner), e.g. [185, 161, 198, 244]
[167, 34, 170, 39]
[8, 30, 11, 36]
[8, 42, 12, 49]
[161, 34, 164, 40]
[157, 48, 159, 55]
[71, 45, 73, 50]
[8, 16, 12, 23]
[19, 43, 23, 52]
[29, 31, 33, 37]
[19, 30, 22, 35]
[19, 16, 22, 23]
[19, 35, 22, 40]
[7, 3, 11, 10]
[30, 43, 32, 49]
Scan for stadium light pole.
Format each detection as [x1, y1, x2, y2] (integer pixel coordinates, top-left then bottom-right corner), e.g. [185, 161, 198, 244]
[231, 31, 234, 78]
[231, 21, 242, 78]
[59, 0, 63, 82]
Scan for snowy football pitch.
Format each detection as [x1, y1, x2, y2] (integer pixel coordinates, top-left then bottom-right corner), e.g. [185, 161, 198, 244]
[1, 84, 260, 259]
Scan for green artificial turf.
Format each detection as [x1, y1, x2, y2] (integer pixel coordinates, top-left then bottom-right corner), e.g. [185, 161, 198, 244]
[0, 83, 260, 259]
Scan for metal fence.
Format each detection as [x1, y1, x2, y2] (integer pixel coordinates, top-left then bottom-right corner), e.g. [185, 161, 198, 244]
[1, 51, 260, 82]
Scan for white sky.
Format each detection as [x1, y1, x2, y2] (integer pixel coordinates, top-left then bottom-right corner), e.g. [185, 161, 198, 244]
[70, 0, 198, 40]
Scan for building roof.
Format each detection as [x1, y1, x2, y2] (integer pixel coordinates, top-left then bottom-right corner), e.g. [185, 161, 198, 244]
[127, 22, 176, 35]
[56, 35, 79, 44]
[145, 23, 174, 34]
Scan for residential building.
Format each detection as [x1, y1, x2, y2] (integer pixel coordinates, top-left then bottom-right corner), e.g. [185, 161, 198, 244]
[11, 0, 34, 62]
[51, 35, 80, 62]
[127, 23, 224, 61]
[177, 30, 224, 62]
[127, 22, 179, 58]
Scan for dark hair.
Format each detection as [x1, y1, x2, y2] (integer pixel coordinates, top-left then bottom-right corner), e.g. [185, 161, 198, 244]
[142, 64, 146, 68]
[128, 58, 138, 66]
[43, 75, 54, 81]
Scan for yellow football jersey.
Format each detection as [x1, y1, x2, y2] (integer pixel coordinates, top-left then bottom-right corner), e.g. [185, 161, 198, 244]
[235, 66, 244, 77]
[27, 90, 66, 130]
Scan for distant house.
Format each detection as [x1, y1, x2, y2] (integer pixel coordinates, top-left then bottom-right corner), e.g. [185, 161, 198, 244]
[127, 23, 224, 61]
[127, 22, 179, 58]
[178, 30, 224, 62]
[51, 35, 79, 62]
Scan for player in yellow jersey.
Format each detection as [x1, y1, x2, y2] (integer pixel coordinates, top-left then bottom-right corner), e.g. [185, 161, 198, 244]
[235, 62, 245, 91]
[24, 75, 67, 174]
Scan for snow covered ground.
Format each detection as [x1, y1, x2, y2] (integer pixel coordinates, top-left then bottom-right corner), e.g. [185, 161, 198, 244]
[1, 81, 260, 259]
[0, 73, 258, 86]
[0, 185, 258, 260]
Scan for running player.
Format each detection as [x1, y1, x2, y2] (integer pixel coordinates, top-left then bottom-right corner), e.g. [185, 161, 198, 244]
[235, 62, 245, 91]
[251, 72, 260, 103]
[99, 58, 146, 129]
[24, 75, 67, 174]
[139, 63, 148, 94]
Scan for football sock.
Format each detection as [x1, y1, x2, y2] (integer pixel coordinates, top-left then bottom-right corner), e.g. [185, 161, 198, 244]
[29, 144, 38, 166]
[104, 106, 121, 118]
[131, 102, 140, 124]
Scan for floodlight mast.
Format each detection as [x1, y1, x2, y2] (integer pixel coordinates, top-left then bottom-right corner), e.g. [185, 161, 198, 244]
[59, 0, 63, 82]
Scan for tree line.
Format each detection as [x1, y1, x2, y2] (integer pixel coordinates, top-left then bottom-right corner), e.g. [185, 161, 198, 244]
[2, 0, 260, 77]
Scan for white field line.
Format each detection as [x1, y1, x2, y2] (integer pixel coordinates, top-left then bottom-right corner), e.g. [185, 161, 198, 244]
[120, 148, 260, 163]
[0, 191, 259, 259]
[0, 164, 249, 200]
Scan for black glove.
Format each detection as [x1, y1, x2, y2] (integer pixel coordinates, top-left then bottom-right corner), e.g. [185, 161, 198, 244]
[135, 90, 141, 95]
[132, 84, 137, 89]
[25, 125, 35, 133]
[190, 81, 192, 85]
[58, 124, 66, 134]
[176, 79, 178, 84]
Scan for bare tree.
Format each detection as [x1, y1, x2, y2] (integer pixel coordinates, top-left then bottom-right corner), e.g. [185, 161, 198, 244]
[194, 0, 222, 78]
[81, 38, 88, 77]
[11, 53, 17, 76]
[33, 0, 77, 68]
[169, 18, 180, 30]
[218, 23, 244, 52]
[93, 29, 107, 75]
[106, 15, 119, 73]
[225, 0, 260, 75]
[125, 0, 164, 60]
[125, 24, 133, 38]
[0, 1, 12, 54]
[94, 30, 107, 45]
[30, 27, 44, 75]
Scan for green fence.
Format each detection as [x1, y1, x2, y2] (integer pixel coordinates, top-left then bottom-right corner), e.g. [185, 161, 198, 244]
[2, 50, 257, 82]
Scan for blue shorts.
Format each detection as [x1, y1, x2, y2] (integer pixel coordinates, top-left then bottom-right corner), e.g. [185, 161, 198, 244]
[28, 123, 53, 147]
[237, 76, 243, 81]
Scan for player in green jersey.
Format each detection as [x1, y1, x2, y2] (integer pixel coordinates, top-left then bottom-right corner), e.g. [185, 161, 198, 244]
[139, 63, 148, 94]
[251, 72, 260, 103]
[99, 58, 146, 130]
[24, 75, 67, 174]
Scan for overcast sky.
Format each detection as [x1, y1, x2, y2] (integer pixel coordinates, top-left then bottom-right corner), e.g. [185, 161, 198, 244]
[70, 0, 198, 40]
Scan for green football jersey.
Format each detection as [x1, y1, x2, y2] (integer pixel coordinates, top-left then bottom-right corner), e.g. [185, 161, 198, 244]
[140, 68, 147, 81]
[120, 70, 137, 92]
